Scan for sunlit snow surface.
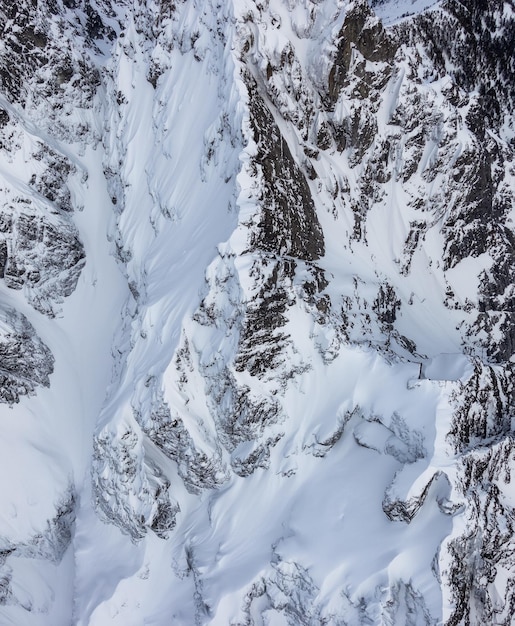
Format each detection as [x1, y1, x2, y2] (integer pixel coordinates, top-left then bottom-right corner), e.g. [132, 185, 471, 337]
[0, 0, 513, 624]
[371, 0, 441, 24]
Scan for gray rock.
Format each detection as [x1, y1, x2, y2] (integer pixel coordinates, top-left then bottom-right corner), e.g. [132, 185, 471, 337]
[0, 306, 54, 405]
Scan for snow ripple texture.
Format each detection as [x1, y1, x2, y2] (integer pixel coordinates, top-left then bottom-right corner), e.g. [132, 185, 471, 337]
[0, 0, 513, 624]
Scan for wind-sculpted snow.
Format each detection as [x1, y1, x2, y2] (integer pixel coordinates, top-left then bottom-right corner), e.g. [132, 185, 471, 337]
[0, 0, 514, 624]
[0, 486, 75, 610]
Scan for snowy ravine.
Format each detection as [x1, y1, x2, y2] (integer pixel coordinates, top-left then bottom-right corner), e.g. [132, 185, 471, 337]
[0, 0, 514, 624]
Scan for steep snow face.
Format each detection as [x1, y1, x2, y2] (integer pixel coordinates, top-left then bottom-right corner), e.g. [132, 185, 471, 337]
[0, 0, 514, 624]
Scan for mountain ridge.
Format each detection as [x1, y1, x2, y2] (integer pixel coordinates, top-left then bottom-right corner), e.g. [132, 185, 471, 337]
[0, 0, 513, 624]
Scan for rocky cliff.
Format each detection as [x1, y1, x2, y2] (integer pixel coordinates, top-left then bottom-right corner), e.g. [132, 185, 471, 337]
[0, 0, 513, 624]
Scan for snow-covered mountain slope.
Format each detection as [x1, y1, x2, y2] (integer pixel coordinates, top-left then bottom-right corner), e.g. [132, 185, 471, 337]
[0, 0, 514, 624]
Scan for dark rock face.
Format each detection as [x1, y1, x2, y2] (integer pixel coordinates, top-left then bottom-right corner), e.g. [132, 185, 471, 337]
[235, 260, 295, 378]
[390, 1, 515, 362]
[448, 362, 514, 454]
[30, 144, 80, 213]
[440, 362, 515, 625]
[92, 424, 180, 541]
[327, 0, 397, 108]
[0, 209, 85, 317]
[247, 77, 325, 262]
[0, 4, 50, 104]
[0, 307, 54, 405]
[397, 97, 515, 626]
[0, 0, 91, 320]
[319, 0, 515, 364]
[446, 437, 515, 626]
[0, 1, 105, 141]
[409, 0, 515, 113]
